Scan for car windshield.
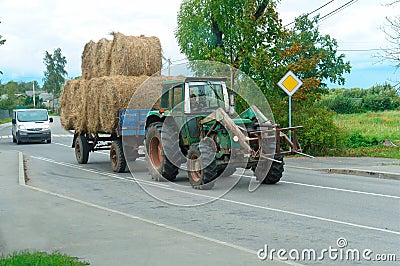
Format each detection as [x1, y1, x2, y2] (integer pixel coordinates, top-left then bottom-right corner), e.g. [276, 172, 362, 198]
[17, 110, 48, 122]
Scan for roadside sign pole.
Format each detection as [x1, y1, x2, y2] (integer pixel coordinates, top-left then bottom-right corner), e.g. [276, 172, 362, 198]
[277, 71, 303, 144]
[288, 95, 292, 141]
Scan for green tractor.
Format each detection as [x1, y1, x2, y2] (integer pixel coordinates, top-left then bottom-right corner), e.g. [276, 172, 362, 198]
[144, 77, 302, 189]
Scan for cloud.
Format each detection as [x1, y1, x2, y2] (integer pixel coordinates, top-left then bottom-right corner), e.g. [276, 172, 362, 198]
[0, 0, 398, 88]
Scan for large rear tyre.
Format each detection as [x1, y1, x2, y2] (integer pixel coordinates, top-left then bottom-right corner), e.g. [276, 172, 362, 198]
[254, 154, 284, 184]
[145, 122, 179, 181]
[217, 166, 237, 177]
[110, 140, 127, 173]
[75, 134, 90, 164]
[187, 138, 217, 190]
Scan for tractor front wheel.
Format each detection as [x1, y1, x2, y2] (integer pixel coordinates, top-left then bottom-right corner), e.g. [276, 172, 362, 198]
[254, 154, 284, 184]
[187, 138, 217, 190]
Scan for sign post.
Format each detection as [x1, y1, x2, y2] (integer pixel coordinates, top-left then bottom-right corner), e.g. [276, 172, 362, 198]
[277, 71, 302, 141]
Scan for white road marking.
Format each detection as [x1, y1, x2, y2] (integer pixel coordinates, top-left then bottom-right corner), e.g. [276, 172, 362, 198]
[31, 156, 170, 188]
[234, 174, 400, 200]
[281, 180, 400, 199]
[24, 184, 298, 265]
[30, 155, 400, 237]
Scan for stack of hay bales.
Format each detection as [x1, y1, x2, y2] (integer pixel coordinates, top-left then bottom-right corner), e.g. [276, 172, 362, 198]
[60, 32, 164, 134]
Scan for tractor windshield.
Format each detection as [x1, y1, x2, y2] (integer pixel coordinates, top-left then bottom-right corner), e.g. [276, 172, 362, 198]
[189, 82, 224, 112]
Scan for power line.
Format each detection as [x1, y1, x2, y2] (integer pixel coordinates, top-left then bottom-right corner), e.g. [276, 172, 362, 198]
[284, 0, 335, 27]
[318, 0, 359, 23]
[338, 48, 387, 52]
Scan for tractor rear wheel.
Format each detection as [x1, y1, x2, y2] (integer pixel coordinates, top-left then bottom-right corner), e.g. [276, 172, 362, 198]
[217, 166, 237, 177]
[187, 138, 217, 189]
[145, 122, 179, 181]
[254, 154, 284, 184]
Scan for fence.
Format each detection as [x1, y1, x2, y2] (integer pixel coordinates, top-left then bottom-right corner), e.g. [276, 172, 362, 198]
[0, 110, 12, 120]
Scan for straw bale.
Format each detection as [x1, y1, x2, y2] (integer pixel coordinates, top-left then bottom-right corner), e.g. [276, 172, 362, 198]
[80, 32, 161, 79]
[60, 79, 85, 130]
[60, 74, 188, 134]
[93, 38, 112, 78]
[109, 32, 162, 77]
[81, 41, 97, 79]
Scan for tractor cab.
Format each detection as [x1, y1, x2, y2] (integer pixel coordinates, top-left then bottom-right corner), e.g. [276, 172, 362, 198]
[160, 77, 230, 115]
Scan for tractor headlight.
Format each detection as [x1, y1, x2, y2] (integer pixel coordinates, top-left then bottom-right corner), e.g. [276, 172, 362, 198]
[233, 135, 239, 142]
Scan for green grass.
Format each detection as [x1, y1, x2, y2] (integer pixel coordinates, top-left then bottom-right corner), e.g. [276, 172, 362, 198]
[333, 110, 400, 159]
[0, 251, 89, 265]
[0, 117, 11, 125]
[334, 110, 400, 142]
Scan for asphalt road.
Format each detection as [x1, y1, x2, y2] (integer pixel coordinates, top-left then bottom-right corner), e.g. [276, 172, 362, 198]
[0, 117, 399, 265]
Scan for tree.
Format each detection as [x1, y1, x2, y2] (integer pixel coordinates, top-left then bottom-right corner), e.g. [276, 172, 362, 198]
[381, 1, 400, 87]
[43, 48, 67, 101]
[176, 1, 350, 101]
[175, 0, 351, 154]
[0, 21, 6, 75]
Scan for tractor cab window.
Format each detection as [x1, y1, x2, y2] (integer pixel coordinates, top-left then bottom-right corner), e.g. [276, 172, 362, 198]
[188, 82, 224, 112]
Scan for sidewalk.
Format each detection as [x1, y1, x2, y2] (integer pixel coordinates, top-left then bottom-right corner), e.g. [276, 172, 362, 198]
[285, 156, 400, 180]
[0, 150, 274, 266]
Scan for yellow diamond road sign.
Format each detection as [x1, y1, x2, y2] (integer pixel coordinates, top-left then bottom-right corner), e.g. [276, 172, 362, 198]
[278, 71, 302, 96]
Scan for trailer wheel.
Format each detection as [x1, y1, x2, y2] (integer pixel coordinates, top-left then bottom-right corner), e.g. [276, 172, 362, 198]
[254, 154, 284, 184]
[75, 134, 89, 164]
[145, 122, 178, 181]
[110, 140, 127, 173]
[187, 138, 217, 190]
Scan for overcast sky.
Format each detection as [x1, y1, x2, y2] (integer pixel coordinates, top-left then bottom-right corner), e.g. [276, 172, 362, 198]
[0, 0, 398, 88]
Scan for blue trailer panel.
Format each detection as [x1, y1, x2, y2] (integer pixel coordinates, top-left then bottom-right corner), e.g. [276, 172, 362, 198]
[119, 109, 150, 136]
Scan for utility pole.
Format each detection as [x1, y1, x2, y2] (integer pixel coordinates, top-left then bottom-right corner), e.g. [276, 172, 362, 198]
[32, 81, 36, 108]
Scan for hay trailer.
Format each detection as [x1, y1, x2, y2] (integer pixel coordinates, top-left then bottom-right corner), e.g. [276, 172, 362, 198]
[72, 109, 150, 172]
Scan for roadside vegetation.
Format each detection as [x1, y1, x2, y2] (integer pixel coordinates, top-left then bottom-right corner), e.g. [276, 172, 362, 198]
[0, 251, 89, 266]
[333, 110, 400, 159]
[0, 117, 11, 124]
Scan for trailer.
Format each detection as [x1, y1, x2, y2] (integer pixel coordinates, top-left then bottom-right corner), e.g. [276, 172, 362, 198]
[72, 109, 150, 173]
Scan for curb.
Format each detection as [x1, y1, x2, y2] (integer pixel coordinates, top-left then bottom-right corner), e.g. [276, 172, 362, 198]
[286, 165, 400, 181]
[18, 151, 25, 185]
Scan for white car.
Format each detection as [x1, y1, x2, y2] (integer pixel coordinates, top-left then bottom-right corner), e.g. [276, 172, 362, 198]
[11, 109, 53, 144]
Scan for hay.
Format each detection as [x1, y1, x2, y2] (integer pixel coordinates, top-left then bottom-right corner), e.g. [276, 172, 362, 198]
[62, 31, 166, 134]
[60, 79, 81, 130]
[80, 32, 161, 79]
[61, 75, 156, 134]
[81, 41, 97, 80]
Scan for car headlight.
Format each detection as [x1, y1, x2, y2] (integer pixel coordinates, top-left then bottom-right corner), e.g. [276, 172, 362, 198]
[18, 125, 26, 130]
[43, 125, 50, 129]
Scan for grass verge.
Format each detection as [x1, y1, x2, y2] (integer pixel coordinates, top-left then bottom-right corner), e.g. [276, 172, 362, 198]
[0, 118, 11, 125]
[0, 251, 89, 265]
[333, 110, 400, 159]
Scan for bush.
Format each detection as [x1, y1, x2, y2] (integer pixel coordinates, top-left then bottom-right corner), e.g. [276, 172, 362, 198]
[320, 84, 400, 114]
[292, 106, 345, 155]
[345, 132, 379, 148]
[320, 94, 363, 114]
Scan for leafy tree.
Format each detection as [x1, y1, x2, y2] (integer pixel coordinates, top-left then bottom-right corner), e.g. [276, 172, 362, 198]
[175, 0, 351, 154]
[382, 1, 400, 86]
[0, 21, 6, 75]
[176, 1, 350, 105]
[0, 82, 20, 110]
[43, 48, 67, 100]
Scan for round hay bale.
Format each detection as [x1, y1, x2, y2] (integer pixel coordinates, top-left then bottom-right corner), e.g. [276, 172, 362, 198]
[109, 32, 162, 77]
[81, 41, 96, 79]
[60, 79, 81, 130]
